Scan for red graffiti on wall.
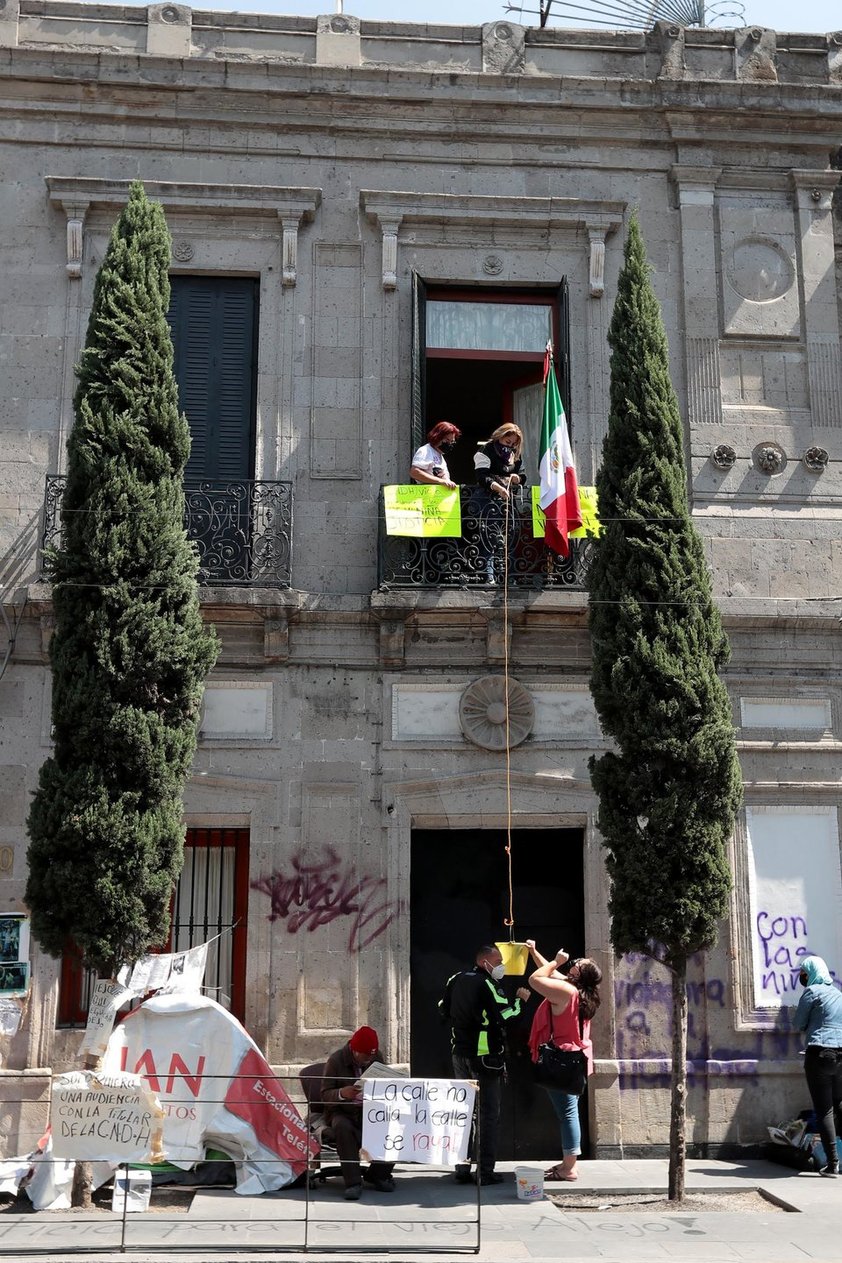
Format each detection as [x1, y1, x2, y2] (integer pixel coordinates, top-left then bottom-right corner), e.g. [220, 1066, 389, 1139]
[251, 846, 395, 952]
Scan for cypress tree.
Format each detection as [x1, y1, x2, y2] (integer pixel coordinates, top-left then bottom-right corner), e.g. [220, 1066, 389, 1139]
[587, 214, 742, 1200]
[26, 182, 218, 980]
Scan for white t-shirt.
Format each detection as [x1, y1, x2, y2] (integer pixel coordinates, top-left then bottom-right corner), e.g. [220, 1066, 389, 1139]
[411, 442, 451, 483]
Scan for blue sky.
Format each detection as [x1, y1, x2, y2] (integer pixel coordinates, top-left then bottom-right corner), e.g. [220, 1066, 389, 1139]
[167, 0, 839, 35]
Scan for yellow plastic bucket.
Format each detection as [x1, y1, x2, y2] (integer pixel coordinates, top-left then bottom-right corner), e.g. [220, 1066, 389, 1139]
[495, 941, 529, 976]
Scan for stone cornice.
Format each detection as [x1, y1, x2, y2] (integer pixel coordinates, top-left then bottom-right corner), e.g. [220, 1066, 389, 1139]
[360, 190, 625, 232]
[361, 190, 625, 289]
[45, 177, 321, 221]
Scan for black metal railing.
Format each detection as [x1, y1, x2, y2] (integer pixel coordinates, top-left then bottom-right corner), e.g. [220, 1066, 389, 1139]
[377, 486, 592, 590]
[42, 476, 293, 589]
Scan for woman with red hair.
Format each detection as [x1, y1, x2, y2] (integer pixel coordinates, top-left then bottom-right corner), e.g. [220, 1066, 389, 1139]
[410, 422, 462, 488]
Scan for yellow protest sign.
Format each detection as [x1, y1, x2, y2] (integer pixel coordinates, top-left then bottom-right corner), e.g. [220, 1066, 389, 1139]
[532, 486, 601, 539]
[384, 485, 462, 537]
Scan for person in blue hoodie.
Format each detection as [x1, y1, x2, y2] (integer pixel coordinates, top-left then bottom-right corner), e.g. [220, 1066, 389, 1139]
[794, 955, 842, 1176]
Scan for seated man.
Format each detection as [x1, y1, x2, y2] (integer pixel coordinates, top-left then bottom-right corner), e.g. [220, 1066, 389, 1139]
[319, 1025, 395, 1200]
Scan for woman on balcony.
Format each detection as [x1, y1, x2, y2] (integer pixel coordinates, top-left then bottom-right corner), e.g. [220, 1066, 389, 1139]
[471, 424, 527, 584]
[410, 421, 461, 489]
[408, 422, 462, 584]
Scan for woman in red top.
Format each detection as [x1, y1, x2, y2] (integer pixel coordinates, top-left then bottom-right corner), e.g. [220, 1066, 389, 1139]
[526, 940, 602, 1183]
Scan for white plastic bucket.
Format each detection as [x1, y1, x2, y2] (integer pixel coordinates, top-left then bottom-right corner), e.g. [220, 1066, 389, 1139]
[514, 1166, 544, 1202]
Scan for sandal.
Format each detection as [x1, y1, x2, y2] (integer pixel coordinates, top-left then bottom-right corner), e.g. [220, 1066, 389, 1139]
[544, 1165, 578, 1182]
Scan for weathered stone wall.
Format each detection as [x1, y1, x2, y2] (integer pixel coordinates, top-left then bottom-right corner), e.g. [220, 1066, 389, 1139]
[0, 6, 841, 1158]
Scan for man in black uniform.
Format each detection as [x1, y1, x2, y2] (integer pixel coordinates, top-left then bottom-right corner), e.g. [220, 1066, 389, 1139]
[439, 944, 530, 1184]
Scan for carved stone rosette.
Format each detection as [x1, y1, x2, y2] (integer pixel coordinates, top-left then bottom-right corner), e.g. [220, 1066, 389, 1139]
[752, 443, 786, 476]
[711, 444, 737, 470]
[803, 446, 829, 473]
[459, 675, 534, 751]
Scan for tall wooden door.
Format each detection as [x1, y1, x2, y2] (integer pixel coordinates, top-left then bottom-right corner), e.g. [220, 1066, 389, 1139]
[410, 828, 588, 1161]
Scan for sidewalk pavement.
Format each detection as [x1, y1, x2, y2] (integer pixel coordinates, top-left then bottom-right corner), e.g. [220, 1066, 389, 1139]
[1, 1158, 840, 1263]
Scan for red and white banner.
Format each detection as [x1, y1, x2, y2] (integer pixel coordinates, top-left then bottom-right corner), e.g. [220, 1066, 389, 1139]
[104, 993, 315, 1192]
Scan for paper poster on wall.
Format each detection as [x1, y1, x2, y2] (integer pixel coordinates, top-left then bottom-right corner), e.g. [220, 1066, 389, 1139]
[0, 962, 29, 997]
[384, 485, 462, 537]
[361, 1078, 475, 1167]
[80, 979, 135, 1057]
[532, 485, 601, 539]
[51, 1071, 165, 1163]
[0, 916, 29, 965]
[746, 806, 842, 1007]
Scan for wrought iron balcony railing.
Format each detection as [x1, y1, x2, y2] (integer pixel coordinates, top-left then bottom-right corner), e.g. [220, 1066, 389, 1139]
[377, 486, 592, 590]
[42, 476, 293, 589]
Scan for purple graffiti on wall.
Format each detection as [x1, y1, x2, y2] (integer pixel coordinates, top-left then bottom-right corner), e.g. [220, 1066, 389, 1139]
[251, 845, 396, 952]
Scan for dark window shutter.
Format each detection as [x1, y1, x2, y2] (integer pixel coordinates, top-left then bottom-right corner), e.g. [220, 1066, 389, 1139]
[167, 277, 258, 480]
[556, 276, 571, 427]
[410, 271, 427, 455]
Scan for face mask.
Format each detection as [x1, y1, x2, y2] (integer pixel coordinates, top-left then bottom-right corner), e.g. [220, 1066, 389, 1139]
[439, 440, 455, 453]
[496, 442, 514, 460]
[489, 963, 506, 982]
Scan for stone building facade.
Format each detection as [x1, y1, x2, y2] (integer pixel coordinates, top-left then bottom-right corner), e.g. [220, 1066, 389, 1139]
[1, 4, 841, 1159]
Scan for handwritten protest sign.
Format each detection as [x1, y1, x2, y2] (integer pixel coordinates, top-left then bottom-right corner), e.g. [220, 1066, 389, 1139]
[384, 485, 462, 537]
[51, 1071, 165, 1163]
[80, 979, 135, 1057]
[361, 1078, 475, 1167]
[532, 485, 601, 539]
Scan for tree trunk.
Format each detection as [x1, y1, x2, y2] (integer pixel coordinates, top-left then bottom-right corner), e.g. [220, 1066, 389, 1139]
[668, 956, 688, 1201]
[70, 1039, 103, 1207]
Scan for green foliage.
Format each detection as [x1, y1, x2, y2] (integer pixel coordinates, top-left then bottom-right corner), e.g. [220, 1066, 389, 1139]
[587, 213, 741, 965]
[26, 182, 218, 976]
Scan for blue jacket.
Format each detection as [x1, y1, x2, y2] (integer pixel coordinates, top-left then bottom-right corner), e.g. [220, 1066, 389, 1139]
[795, 984, 842, 1048]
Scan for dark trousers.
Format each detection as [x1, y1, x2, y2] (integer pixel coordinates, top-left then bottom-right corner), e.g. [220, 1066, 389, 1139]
[805, 1046, 842, 1169]
[330, 1112, 394, 1188]
[452, 1053, 503, 1178]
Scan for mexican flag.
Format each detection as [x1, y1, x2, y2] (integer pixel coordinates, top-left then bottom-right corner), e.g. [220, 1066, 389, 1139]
[539, 344, 582, 556]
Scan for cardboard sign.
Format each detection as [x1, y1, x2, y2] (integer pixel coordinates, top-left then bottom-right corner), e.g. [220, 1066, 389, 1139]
[361, 1078, 475, 1167]
[51, 1071, 165, 1163]
[532, 485, 601, 539]
[384, 485, 462, 537]
[80, 979, 134, 1057]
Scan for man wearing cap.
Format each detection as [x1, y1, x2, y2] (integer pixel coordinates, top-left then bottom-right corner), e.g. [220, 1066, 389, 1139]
[320, 1025, 395, 1200]
[439, 944, 530, 1185]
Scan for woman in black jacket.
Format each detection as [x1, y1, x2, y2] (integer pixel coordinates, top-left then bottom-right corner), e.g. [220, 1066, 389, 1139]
[470, 424, 527, 584]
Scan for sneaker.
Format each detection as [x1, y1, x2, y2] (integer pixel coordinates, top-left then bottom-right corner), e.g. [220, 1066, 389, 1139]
[820, 1165, 839, 1178]
[365, 1175, 396, 1193]
[343, 1183, 363, 1200]
[479, 1172, 505, 1185]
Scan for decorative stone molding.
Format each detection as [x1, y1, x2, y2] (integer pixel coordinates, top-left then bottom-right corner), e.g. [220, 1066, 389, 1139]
[146, 3, 191, 58]
[584, 222, 607, 298]
[736, 26, 778, 83]
[171, 239, 194, 262]
[711, 444, 737, 471]
[654, 19, 685, 80]
[482, 254, 504, 277]
[0, 0, 19, 49]
[803, 446, 829, 473]
[459, 675, 534, 751]
[263, 616, 290, 663]
[481, 20, 526, 75]
[360, 191, 624, 292]
[316, 11, 361, 67]
[752, 443, 786, 475]
[46, 178, 321, 278]
[55, 200, 89, 279]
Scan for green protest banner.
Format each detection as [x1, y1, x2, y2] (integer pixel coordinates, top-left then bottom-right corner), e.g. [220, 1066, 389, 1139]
[532, 486, 601, 539]
[384, 485, 462, 537]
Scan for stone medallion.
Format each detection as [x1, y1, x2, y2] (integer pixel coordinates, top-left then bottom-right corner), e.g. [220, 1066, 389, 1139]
[726, 238, 794, 303]
[459, 675, 534, 751]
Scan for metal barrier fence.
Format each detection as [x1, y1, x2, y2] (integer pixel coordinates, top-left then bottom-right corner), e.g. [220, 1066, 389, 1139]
[0, 1072, 483, 1257]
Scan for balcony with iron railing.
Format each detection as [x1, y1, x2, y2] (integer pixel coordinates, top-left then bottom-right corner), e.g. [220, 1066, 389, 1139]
[377, 486, 591, 591]
[41, 476, 293, 589]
